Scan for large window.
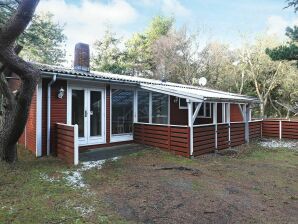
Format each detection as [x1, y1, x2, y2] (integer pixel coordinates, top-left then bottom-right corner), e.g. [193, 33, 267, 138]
[194, 102, 211, 118]
[152, 92, 169, 124]
[136, 91, 169, 124]
[112, 89, 133, 135]
[138, 91, 150, 123]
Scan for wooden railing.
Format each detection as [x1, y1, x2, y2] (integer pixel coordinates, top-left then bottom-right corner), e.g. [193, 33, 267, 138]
[134, 123, 190, 157]
[262, 119, 298, 140]
[249, 120, 262, 139]
[193, 124, 215, 156]
[56, 123, 79, 165]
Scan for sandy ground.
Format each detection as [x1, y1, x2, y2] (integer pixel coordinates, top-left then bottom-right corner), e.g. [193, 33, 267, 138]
[83, 143, 298, 224]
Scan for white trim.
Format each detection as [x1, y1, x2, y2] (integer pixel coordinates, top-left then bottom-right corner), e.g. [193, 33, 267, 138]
[244, 104, 250, 143]
[197, 102, 211, 118]
[36, 82, 42, 157]
[193, 123, 216, 128]
[47, 74, 57, 156]
[168, 95, 171, 124]
[213, 102, 218, 149]
[68, 83, 106, 146]
[74, 124, 79, 165]
[192, 102, 202, 123]
[110, 134, 133, 143]
[179, 98, 188, 109]
[187, 100, 194, 156]
[227, 103, 231, 143]
[149, 92, 152, 123]
[110, 88, 134, 142]
[135, 122, 187, 128]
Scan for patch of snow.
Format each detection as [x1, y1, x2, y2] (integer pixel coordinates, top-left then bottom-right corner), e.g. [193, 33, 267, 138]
[63, 171, 86, 188]
[40, 173, 59, 183]
[259, 139, 298, 149]
[40, 157, 120, 189]
[74, 205, 95, 217]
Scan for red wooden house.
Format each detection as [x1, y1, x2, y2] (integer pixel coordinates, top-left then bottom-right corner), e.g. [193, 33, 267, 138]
[15, 43, 261, 164]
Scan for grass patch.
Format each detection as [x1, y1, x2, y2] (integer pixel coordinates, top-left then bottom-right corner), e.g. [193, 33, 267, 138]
[0, 147, 128, 224]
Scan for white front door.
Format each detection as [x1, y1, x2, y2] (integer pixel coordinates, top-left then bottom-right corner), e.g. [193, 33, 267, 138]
[71, 88, 105, 146]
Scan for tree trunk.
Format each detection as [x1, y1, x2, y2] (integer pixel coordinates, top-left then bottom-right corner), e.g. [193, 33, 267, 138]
[260, 102, 265, 118]
[0, 0, 40, 163]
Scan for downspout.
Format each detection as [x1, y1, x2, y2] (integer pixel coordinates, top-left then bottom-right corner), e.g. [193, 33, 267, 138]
[47, 74, 57, 156]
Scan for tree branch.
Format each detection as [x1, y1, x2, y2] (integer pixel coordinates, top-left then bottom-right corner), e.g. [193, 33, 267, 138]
[0, 0, 40, 46]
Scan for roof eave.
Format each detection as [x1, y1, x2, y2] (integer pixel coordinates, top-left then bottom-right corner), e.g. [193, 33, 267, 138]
[41, 71, 139, 87]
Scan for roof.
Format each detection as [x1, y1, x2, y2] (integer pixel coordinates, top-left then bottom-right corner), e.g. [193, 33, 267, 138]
[36, 63, 259, 103]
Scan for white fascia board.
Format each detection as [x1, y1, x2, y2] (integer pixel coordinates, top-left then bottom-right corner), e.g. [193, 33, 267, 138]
[140, 84, 203, 102]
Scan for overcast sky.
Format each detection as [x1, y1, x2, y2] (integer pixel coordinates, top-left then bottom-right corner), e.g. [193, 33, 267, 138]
[36, 0, 297, 65]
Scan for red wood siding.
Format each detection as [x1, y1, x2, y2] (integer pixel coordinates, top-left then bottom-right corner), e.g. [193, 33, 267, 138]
[249, 121, 262, 140]
[170, 96, 188, 125]
[193, 125, 215, 156]
[134, 123, 190, 157]
[56, 123, 76, 165]
[230, 122, 245, 147]
[262, 120, 279, 138]
[230, 104, 243, 122]
[41, 78, 67, 156]
[217, 124, 229, 150]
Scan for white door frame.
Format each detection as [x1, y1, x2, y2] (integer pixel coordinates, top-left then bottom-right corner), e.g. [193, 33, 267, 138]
[67, 84, 106, 146]
[110, 87, 135, 143]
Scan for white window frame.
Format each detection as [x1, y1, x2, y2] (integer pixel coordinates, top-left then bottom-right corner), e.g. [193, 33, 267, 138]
[136, 91, 170, 125]
[110, 87, 135, 143]
[197, 102, 212, 118]
[67, 82, 106, 146]
[179, 98, 188, 109]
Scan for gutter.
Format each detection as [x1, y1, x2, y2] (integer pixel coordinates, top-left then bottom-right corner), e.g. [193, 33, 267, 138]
[47, 74, 57, 156]
[41, 71, 139, 87]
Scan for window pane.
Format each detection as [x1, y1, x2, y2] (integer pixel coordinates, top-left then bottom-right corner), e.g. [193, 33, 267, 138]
[138, 91, 149, 123]
[90, 91, 101, 137]
[112, 89, 133, 134]
[72, 90, 84, 137]
[205, 103, 211, 117]
[179, 98, 187, 108]
[152, 93, 168, 124]
[198, 103, 205, 116]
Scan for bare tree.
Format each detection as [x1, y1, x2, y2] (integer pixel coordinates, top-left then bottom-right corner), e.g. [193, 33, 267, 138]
[0, 0, 41, 163]
[152, 27, 207, 85]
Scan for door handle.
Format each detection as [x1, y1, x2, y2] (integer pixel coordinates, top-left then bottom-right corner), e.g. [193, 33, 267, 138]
[85, 110, 88, 117]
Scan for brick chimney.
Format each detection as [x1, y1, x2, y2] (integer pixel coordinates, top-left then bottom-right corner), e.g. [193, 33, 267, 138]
[74, 43, 90, 72]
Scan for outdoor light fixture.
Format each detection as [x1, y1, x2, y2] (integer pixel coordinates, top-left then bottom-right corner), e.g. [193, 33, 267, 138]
[58, 87, 65, 99]
[174, 97, 179, 103]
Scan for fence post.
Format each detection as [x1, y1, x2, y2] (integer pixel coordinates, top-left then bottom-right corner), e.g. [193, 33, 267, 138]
[74, 124, 79, 165]
[279, 120, 282, 140]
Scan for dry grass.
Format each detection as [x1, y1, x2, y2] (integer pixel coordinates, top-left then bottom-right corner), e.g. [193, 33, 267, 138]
[0, 142, 297, 223]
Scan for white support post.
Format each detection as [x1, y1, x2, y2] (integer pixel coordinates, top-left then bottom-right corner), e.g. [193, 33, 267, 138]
[149, 92, 152, 124]
[74, 124, 79, 165]
[213, 102, 218, 150]
[222, 103, 226, 123]
[192, 102, 202, 124]
[133, 90, 138, 123]
[187, 100, 194, 157]
[227, 103, 231, 144]
[279, 120, 282, 140]
[244, 104, 250, 143]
